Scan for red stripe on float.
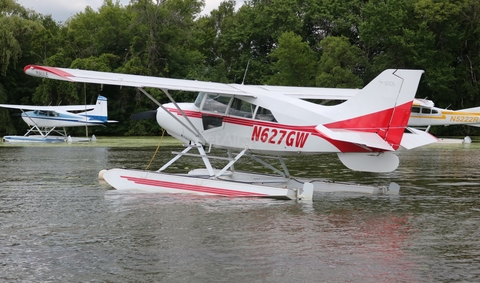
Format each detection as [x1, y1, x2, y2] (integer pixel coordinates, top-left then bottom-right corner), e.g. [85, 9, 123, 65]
[121, 175, 268, 197]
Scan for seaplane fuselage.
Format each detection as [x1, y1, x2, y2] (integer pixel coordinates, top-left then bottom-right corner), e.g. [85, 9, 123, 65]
[159, 101, 335, 155]
[22, 110, 107, 128]
[408, 103, 480, 127]
[157, 85, 412, 156]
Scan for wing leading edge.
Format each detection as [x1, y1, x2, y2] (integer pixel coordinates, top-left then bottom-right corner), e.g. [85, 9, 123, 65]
[25, 65, 361, 100]
[24, 65, 255, 97]
[0, 104, 95, 111]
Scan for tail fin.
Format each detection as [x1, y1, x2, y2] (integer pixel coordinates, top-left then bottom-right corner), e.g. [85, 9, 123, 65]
[323, 69, 424, 150]
[84, 95, 108, 122]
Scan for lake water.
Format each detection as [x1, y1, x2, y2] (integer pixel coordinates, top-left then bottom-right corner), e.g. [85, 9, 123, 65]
[1, 138, 479, 282]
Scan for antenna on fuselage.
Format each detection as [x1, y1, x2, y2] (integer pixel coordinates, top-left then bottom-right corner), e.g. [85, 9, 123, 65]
[242, 59, 250, 85]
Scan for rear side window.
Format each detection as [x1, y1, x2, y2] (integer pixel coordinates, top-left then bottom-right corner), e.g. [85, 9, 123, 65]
[228, 98, 255, 118]
[254, 107, 277, 122]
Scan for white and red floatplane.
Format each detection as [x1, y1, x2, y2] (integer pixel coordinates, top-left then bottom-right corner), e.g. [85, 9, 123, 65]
[24, 65, 437, 200]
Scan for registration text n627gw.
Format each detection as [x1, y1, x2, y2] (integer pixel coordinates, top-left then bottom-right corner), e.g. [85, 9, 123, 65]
[251, 125, 309, 148]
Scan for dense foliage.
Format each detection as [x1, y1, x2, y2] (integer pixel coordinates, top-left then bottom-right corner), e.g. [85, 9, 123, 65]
[1, 0, 479, 136]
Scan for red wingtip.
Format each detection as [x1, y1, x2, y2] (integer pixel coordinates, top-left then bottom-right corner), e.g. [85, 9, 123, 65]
[24, 65, 74, 81]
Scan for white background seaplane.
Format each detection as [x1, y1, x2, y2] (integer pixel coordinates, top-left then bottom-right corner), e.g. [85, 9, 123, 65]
[0, 95, 116, 142]
[407, 98, 480, 143]
[409, 98, 480, 128]
[24, 65, 437, 200]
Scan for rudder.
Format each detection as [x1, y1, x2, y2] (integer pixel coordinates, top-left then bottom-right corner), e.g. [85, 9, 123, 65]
[85, 95, 108, 122]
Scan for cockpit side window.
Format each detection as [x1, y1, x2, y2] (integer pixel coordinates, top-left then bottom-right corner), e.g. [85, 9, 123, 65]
[411, 106, 420, 113]
[228, 98, 255, 118]
[200, 94, 232, 130]
[194, 92, 205, 108]
[254, 106, 277, 122]
[202, 94, 232, 114]
[421, 107, 431, 114]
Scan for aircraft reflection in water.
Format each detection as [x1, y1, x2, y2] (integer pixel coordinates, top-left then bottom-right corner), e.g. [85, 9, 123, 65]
[25, 65, 437, 199]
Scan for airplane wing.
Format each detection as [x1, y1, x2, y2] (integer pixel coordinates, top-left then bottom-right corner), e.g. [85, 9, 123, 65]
[25, 65, 437, 105]
[412, 98, 435, 107]
[24, 65, 256, 97]
[278, 86, 431, 105]
[0, 104, 95, 111]
[256, 86, 359, 100]
[24, 65, 360, 100]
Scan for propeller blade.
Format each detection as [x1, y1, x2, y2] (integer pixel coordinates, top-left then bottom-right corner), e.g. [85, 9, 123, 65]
[130, 110, 157, 120]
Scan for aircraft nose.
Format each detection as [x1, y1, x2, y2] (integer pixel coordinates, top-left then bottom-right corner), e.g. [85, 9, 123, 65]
[130, 110, 157, 120]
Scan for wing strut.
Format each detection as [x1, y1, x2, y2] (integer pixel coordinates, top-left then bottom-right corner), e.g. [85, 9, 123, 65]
[137, 87, 205, 143]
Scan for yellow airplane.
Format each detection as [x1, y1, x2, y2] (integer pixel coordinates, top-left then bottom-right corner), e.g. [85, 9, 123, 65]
[408, 98, 479, 143]
[409, 98, 480, 128]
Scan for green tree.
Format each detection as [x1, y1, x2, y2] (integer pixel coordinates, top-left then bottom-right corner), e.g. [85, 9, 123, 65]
[411, 0, 480, 136]
[301, 0, 364, 48]
[0, 0, 43, 76]
[127, 0, 204, 77]
[316, 36, 366, 88]
[206, 0, 304, 84]
[190, 0, 236, 82]
[268, 31, 317, 86]
[0, 0, 49, 135]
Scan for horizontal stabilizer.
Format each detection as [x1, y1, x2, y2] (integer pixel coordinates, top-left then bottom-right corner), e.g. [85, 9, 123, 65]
[337, 152, 399, 173]
[400, 127, 438, 149]
[315, 124, 394, 151]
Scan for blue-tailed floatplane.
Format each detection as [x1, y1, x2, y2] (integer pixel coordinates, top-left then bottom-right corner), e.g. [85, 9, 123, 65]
[0, 95, 117, 143]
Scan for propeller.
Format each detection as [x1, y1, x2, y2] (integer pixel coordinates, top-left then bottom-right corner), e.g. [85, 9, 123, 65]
[130, 110, 157, 120]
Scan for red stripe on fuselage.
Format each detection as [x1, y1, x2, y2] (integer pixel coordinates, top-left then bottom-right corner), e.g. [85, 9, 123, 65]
[167, 108, 203, 118]
[165, 102, 412, 152]
[121, 175, 268, 197]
